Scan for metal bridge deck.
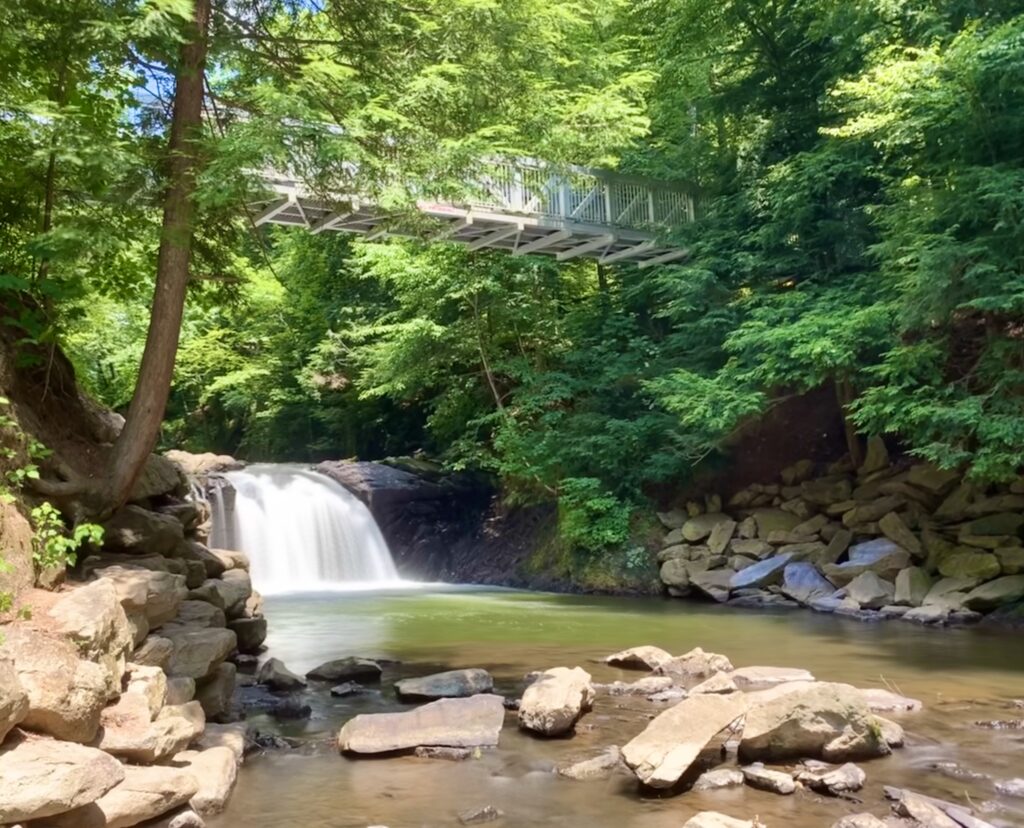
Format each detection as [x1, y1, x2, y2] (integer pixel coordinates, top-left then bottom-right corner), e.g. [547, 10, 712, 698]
[254, 160, 695, 267]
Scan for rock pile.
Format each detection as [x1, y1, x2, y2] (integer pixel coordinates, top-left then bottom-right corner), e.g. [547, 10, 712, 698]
[656, 440, 1024, 626]
[0, 450, 261, 827]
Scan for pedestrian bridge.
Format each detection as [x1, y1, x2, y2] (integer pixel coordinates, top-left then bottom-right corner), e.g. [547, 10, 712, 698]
[254, 159, 696, 267]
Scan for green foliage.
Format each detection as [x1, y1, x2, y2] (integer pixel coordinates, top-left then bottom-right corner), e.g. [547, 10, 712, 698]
[30, 502, 104, 571]
[557, 477, 633, 553]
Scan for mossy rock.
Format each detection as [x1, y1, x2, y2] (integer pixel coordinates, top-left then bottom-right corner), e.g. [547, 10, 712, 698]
[937, 551, 1001, 581]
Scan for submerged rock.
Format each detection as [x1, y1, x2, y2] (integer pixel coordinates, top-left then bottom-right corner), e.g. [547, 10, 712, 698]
[518, 667, 594, 736]
[621, 692, 746, 788]
[558, 746, 623, 780]
[693, 768, 744, 791]
[682, 812, 766, 828]
[458, 804, 504, 824]
[306, 657, 382, 683]
[797, 761, 866, 796]
[395, 669, 493, 702]
[338, 694, 505, 754]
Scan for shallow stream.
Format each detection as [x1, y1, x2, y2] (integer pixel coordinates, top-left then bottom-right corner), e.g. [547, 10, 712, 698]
[209, 588, 1024, 828]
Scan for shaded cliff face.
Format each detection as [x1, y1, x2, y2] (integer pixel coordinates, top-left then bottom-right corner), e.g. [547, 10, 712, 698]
[314, 461, 566, 589]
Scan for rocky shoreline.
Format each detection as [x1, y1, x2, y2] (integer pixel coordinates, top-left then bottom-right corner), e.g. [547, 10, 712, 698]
[241, 642, 1020, 828]
[654, 439, 1024, 628]
[0, 451, 266, 827]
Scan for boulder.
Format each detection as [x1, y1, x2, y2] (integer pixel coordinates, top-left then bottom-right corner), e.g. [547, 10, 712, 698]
[557, 746, 624, 780]
[166, 677, 196, 706]
[1, 627, 109, 743]
[729, 666, 814, 692]
[781, 562, 835, 605]
[729, 539, 774, 559]
[682, 513, 732, 542]
[0, 655, 29, 743]
[96, 566, 188, 629]
[165, 450, 243, 476]
[690, 673, 738, 695]
[893, 567, 931, 606]
[660, 559, 691, 589]
[656, 647, 733, 681]
[125, 663, 168, 719]
[797, 761, 866, 795]
[601, 676, 674, 696]
[682, 814, 764, 828]
[802, 477, 853, 506]
[845, 572, 896, 609]
[338, 694, 505, 754]
[196, 722, 249, 764]
[752, 508, 802, 539]
[218, 569, 252, 618]
[823, 528, 853, 563]
[195, 663, 236, 720]
[35, 764, 199, 828]
[159, 501, 202, 532]
[692, 768, 744, 790]
[171, 541, 226, 579]
[878, 511, 922, 557]
[729, 554, 792, 591]
[996, 546, 1024, 575]
[938, 551, 1001, 580]
[164, 628, 236, 680]
[843, 496, 906, 529]
[0, 736, 125, 823]
[165, 600, 226, 631]
[102, 506, 184, 556]
[174, 746, 238, 816]
[256, 658, 306, 692]
[44, 580, 134, 698]
[963, 576, 1024, 611]
[739, 682, 889, 762]
[690, 569, 733, 602]
[132, 636, 174, 670]
[227, 617, 267, 654]
[657, 509, 688, 529]
[130, 453, 189, 501]
[518, 666, 594, 736]
[603, 646, 673, 671]
[95, 692, 200, 764]
[874, 715, 904, 748]
[741, 763, 796, 794]
[621, 692, 746, 788]
[306, 657, 382, 683]
[858, 436, 890, 475]
[707, 520, 737, 556]
[395, 669, 493, 702]
[892, 791, 961, 828]
[824, 539, 910, 585]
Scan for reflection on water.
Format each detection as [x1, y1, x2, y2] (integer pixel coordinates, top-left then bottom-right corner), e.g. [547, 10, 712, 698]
[210, 589, 1024, 828]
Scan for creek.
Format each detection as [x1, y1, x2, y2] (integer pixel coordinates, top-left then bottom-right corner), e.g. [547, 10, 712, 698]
[209, 587, 1024, 828]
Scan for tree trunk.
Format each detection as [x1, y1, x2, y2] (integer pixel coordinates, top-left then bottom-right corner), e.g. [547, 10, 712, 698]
[103, 0, 211, 507]
[835, 376, 863, 468]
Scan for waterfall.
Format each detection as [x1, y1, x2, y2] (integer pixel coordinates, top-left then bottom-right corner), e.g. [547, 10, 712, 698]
[209, 464, 402, 594]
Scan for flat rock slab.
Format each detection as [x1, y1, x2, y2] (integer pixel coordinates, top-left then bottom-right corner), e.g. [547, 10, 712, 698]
[0, 736, 125, 823]
[683, 811, 766, 828]
[558, 746, 623, 780]
[338, 694, 505, 754]
[395, 669, 493, 702]
[622, 692, 747, 788]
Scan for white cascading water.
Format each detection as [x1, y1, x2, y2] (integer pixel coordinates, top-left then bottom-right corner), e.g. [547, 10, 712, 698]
[209, 463, 402, 594]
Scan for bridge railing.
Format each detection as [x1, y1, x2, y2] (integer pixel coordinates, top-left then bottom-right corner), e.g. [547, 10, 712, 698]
[466, 159, 696, 231]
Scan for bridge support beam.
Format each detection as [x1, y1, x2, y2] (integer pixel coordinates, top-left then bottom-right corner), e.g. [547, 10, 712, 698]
[514, 229, 571, 256]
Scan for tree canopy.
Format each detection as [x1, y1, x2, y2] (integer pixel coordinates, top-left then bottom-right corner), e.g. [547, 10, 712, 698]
[3, 0, 1024, 551]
